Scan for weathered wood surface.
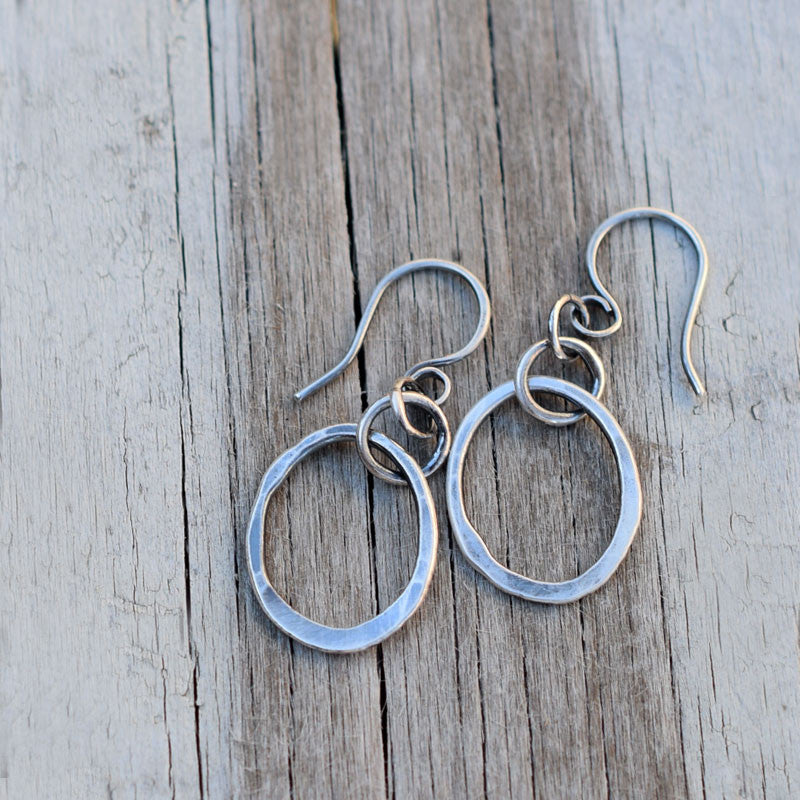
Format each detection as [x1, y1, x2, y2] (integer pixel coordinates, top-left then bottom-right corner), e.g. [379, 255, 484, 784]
[1, 0, 798, 797]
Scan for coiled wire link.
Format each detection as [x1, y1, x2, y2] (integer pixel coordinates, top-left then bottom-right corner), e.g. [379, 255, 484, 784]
[357, 366, 454, 483]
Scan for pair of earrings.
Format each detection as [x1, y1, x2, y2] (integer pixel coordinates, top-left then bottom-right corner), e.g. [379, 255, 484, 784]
[247, 207, 709, 653]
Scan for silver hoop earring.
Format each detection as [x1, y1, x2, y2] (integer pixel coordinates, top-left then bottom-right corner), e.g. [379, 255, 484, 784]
[248, 260, 491, 652]
[446, 207, 708, 603]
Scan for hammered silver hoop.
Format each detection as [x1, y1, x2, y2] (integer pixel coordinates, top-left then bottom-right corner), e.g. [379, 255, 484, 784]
[446, 376, 642, 604]
[247, 423, 438, 652]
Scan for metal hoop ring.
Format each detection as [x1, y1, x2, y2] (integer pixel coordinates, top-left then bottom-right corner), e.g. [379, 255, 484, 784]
[446, 376, 642, 604]
[247, 423, 438, 652]
[358, 391, 451, 485]
[514, 337, 606, 427]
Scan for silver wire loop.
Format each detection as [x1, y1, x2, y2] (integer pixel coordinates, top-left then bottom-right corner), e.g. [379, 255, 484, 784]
[390, 366, 452, 439]
[548, 294, 590, 361]
[406, 365, 452, 405]
[294, 259, 491, 401]
[247, 423, 438, 652]
[357, 391, 452, 485]
[514, 337, 606, 426]
[446, 376, 642, 604]
[569, 293, 615, 331]
[573, 207, 709, 395]
[390, 376, 435, 439]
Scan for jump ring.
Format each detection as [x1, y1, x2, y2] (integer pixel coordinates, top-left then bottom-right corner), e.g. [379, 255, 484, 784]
[514, 337, 606, 427]
[548, 294, 590, 360]
[406, 366, 452, 405]
[569, 293, 621, 339]
[358, 391, 451, 485]
[390, 377, 436, 439]
[391, 366, 453, 439]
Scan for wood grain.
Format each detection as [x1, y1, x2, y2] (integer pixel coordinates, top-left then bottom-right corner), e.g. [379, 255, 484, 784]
[1, 0, 798, 797]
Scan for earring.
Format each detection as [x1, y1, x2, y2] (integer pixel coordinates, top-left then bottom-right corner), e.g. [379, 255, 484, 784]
[247, 260, 491, 652]
[446, 207, 708, 603]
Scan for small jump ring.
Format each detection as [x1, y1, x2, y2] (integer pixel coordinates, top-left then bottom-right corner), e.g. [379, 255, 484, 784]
[514, 337, 606, 427]
[406, 366, 452, 405]
[358, 391, 452, 485]
[390, 376, 436, 439]
[391, 367, 452, 439]
[569, 293, 620, 339]
[548, 295, 590, 361]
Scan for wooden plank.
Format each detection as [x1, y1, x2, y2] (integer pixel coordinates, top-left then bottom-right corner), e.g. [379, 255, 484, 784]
[205, 1, 386, 796]
[333, 1, 509, 795]
[334, 0, 679, 797]
[1, 0, 799, 797]
[600, 4, 800, 797]
[0, 2, 209, 796]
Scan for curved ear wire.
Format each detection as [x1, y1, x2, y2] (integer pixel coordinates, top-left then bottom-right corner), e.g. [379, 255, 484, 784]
[295, 259, 491, 401]
[576, 207, 709, 396]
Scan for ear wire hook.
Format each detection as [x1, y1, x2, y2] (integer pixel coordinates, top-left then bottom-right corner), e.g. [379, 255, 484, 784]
[295, 258, 491, 401]
[573, 207, 709, 396]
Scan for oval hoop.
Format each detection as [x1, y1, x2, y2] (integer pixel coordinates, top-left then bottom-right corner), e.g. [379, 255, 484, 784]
[446, 376, 642, 604]
[247, 423, 438, 652]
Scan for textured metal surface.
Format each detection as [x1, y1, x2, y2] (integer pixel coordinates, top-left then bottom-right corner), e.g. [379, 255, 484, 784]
[446, 376, 642, 604]
[248, 424, 438, 652]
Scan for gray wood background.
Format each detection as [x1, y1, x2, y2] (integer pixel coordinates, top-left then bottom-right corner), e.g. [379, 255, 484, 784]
[2, 0, 798, 797]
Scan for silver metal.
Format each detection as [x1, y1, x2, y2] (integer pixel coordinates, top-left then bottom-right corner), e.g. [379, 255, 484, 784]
[514, 337, 606, 426]
[357, 391, 451, 485]
[390, 377, 434, 439]
[390, 366, 452, 439]
[569, 293, 615, 330]
[407, 365, 452, 405]
[444, 208, 704, 601]
[446, 376, 642, 604]
[548, 294, 590, 361]
[248, 261, 489, 650]
[574, 206, 709, 395]
[247, 423, 438, 652]
[294, 259, 491, 401]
